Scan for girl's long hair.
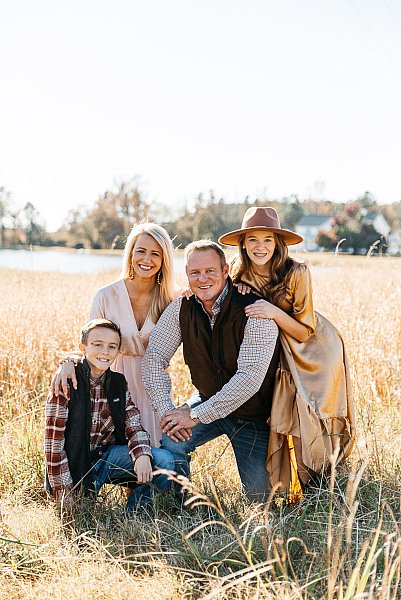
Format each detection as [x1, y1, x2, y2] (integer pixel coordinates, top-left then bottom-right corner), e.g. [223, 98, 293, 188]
[230, 232, 304, 306]
[120, 221, 176, 322]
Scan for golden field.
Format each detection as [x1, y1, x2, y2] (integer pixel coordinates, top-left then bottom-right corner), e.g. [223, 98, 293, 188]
[0, 254, 401, 599]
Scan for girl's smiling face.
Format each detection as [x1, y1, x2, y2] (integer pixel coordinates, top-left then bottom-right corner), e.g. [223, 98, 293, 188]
[244, 230, 276, 268]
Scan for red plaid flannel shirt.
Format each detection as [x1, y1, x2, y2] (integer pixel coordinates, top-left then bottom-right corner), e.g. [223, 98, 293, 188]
[45, 372, 152, 494]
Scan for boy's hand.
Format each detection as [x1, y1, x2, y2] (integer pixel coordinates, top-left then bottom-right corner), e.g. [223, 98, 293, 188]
[53, 485, 75, 511]
[54, 487, 79, 517]
[134, 455, 153, 484]
[53, 485, 73, 501]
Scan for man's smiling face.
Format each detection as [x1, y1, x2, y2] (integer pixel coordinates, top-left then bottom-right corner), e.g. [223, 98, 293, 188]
[186, 248, 229, 310]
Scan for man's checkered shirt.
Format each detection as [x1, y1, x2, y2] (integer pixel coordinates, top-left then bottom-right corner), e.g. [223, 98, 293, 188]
[142, 284, 279, 424]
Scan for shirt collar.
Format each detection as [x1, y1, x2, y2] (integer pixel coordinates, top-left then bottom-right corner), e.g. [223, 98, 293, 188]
[89, 370, 106, 387]
[194, 281, 229, 321]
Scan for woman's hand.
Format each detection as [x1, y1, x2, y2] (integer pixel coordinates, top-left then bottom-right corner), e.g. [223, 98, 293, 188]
[234, 283, 252, 295]
[51, 361, 77, 396]
[244, 299, 279, 320]
[134, 455, 153, 484]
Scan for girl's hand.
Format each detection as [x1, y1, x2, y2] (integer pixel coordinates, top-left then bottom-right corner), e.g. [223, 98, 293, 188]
[244, 299, 278, 320]
[181, 287, 193, 300]
[134, 455, 153, 484]
[234, 283, 252, 295]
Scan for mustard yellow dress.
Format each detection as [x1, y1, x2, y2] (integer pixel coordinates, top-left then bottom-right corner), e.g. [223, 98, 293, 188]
[241, 265, 355, 491]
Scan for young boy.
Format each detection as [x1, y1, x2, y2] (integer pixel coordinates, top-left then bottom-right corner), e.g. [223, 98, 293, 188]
[45, 318, 174, 509]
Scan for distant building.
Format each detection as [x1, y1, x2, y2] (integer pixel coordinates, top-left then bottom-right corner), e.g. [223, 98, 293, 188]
[295, 212, 392, 252]
[388, 229, 401, 255]
[295, 215, 334, 251]
[362, 213, 391, 238]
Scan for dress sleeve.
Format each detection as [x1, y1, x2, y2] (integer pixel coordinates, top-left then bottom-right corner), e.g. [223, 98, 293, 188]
[90, 289, 107, 319]
[290, 266, 316, 335]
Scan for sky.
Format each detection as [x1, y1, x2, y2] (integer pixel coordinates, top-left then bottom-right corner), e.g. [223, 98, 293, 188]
[1, 0, 401, 231]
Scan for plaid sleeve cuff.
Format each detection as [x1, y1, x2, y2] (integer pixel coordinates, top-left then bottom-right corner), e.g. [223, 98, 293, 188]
[131, 445, 153, 462]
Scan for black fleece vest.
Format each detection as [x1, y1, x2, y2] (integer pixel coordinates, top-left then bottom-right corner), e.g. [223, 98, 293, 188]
[179, 281, 280, 422]
[52, 360, 128, 494]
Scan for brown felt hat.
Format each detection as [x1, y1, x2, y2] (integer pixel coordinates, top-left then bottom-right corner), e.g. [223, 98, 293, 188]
[218, 206, 303, 246]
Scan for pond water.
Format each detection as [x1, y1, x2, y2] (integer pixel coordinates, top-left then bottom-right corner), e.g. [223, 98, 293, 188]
[0, 248, 185, 274]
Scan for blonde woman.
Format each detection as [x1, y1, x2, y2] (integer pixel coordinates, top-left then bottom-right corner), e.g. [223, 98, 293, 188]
[52, 222, 177, 447]
[219, 207, 355, 495]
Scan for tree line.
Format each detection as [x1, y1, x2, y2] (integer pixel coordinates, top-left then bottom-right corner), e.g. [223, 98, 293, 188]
[1, 179, 401, 253]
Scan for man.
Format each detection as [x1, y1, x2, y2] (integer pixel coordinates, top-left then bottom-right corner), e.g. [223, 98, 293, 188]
[142, 240, 280, 501]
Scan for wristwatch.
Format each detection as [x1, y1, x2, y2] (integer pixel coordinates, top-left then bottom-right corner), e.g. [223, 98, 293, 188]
[189, 407, 201, 425]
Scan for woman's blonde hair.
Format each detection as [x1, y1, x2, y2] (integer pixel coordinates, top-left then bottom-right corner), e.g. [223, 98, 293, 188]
[120, 222, 176, 322]
[230, 232, 304, 306]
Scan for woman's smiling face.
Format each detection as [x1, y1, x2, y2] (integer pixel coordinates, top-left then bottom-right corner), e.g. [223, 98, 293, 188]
[131, 233, 163, 280]
[244, 230, 276, 267]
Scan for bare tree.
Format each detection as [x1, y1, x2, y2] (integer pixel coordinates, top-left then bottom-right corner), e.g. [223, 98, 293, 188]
[0, 186, 11, 247]
[104, 176, 149, 231]
[22, 202, 46, 245]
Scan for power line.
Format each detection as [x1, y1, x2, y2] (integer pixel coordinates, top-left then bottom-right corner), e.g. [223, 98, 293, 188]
[349, 0, 401, 78]
[383, 0, 401, 36]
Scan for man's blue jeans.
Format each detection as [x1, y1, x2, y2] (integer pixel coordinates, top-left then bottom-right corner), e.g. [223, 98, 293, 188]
[92, 445, 174, 510]
[161, 414, 270, 502]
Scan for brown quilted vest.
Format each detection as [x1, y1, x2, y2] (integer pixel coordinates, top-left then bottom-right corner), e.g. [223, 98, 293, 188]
[179, 281, 280, 422]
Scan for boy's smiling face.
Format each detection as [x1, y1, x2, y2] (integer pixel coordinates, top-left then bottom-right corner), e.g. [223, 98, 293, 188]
[79, 326, 121, 377]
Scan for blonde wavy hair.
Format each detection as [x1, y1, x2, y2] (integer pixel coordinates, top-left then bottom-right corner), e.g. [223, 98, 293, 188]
[120, 222, 176, 322]
[230, 232, 305, 306]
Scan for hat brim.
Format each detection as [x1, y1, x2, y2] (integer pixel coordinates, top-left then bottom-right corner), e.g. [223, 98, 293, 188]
[219, 226, 303, 247]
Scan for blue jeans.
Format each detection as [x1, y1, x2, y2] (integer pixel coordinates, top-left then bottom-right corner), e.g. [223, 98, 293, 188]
[161, 412, 270, 502]
[92, 445, 174, 510]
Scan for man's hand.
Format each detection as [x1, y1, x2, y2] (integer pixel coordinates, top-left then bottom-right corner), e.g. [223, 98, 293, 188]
[161, 406, 198, 442]
[134, 455, 153, 484]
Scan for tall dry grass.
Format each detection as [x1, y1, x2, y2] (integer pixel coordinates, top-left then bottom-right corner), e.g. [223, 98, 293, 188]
[0, 255, 401, 599]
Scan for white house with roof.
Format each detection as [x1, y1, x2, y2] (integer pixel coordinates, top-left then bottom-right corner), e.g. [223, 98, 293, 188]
[362, 213, 391, 238]
[295, 214, 334, 251]
[295, 211, 391, 252]
[388, 229, 401, 255]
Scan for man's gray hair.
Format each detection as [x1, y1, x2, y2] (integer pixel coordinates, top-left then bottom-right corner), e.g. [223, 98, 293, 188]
[184, 240, 227, 269]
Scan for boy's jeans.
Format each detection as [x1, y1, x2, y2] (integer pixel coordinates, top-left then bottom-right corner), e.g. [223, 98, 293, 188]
[92, 445, 174, 510]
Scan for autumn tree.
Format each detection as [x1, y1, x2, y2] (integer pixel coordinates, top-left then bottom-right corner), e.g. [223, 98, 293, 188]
[103, 177, 149, 235]
[62, 177, 152, 248]
[89, 197, 125, 248]
[315, 228, 339, 251]
[278, 196, 305, 231]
